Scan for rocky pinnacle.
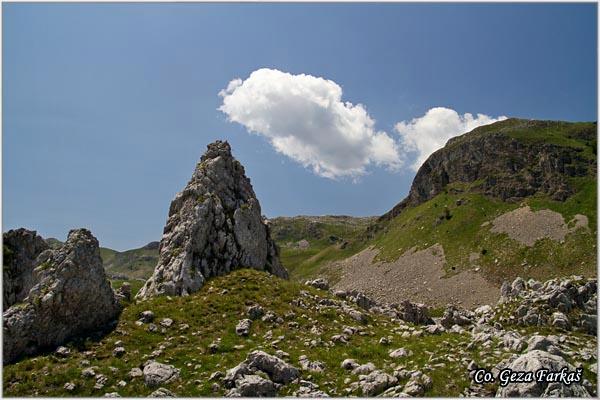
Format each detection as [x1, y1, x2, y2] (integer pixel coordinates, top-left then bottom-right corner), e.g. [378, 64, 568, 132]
[136, 140, 288, 299]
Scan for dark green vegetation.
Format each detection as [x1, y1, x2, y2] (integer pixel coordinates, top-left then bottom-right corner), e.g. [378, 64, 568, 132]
[269, 216, 375, 281]
[4, 269, 595, 397]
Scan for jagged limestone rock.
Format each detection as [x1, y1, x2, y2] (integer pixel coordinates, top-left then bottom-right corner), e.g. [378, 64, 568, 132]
[3, 229, 121, 364]
[137, 141, 287, 299]
[3, 228, 49, 310]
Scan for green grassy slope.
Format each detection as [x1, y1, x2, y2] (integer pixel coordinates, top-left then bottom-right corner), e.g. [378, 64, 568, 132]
[369, 177, 596, 284]
[4, 269, 595, 397]
[269, 216, 375, 281]
[103, 246, 158, 280]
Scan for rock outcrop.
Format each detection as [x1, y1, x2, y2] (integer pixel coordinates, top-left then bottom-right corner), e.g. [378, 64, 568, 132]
[379, 119, 596, 222]
[3, 229, 121, 364]
[496, 350, 589, 397]
[136, 140, 287, 299]
[3, 228, 49, 310]
[497, 276, 597, 335]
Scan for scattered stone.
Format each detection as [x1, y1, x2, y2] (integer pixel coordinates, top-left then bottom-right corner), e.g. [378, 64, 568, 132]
[261, 311, 278, 323]
[551, 312, 571, 330]
[351, 362, 376, 375]
[55, 346, 71, 358]
[115, 283, 131, 302]
[82, 367, 97, 378]
[398, 300, 434, 325]
[378, 337, 390, 345]
[305, 278, 329, 290]
[139, 311, 155, 323]
[235, 374, 277, 397]
[143, 361, 180, 387]
[113, 347, 126, 357]
[148, 388, 176, 397]
[403, 371, 433, 396]
[247, 305, 265, 320]
[128, 368, 143, 379]
[246, 350, 300, 384]
[389, 348, 412, 358]
[299, 355, 325, 372]
[341, 359, 359, 370]
[235, 319, 252, 336]
[496, 350, 589, 397]
[64, 382, 76, 391]
[160, 318, 173, 328]
[439, 305, 473, 328]
[358, 370, 398, 396]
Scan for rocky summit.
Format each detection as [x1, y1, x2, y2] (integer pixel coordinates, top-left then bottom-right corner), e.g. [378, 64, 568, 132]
[380, 119, 596, 222]
[3, 229, 122, 364]
[3, 228, 49, 310]
[136, 140, 287, 299]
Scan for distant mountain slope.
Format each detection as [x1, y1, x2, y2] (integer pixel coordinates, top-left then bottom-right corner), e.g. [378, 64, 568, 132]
[297, 119, 596, 305]
[102, 244, 158, 280]
[269, 215, 376, 281]
[45, 238, 159, 281]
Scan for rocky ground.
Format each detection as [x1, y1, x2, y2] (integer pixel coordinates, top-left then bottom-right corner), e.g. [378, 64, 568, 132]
[4, 269, 596, 397]
[326, 244, 499, 308]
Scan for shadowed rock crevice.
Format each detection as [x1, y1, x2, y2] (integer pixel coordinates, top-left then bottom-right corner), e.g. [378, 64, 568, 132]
[137, 140, 288, 299]
[3, 228, 49, 310]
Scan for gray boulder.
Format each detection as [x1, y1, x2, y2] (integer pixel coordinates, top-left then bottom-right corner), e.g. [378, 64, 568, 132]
[148, 388, 176, 397]
[389, 348, 412, 358]
[496, 350, 589, 397]
[358, 370, 398, 396]
[234, 374, 277, 397]
[403, 371, 433, 396]
[246, 350, 300, 384]
[304, 278, 329, 291]
[398, 300, 434, 325]
[439, 305, 473, 328]
[235, 319, 252, 336]
[143, 361, 180, 387]
[3, 229, 121, 364]
[3, 228, 49, 310]
[136, 141, 287, 299]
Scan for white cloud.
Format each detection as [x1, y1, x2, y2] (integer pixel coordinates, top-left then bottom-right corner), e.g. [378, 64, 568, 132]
[218, 68, 402, 179]
[394, 107, 507, 171]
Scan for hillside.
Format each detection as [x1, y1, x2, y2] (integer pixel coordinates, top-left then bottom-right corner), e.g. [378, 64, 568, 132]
[101, 242, 159, 281]
[269, 216, 376, 281]
[284, 119, 597, 306]
[4, 269, 596, 397]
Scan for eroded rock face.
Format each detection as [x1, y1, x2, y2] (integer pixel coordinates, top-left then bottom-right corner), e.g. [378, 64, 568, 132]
[3, 228, 49, 310]
[3, 229, 121, 364]
[137, 141, 287, 299]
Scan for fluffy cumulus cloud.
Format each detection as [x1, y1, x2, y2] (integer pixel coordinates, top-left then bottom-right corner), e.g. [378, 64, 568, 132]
[218, 68, 402, 179]
[394, 107, 507, 171]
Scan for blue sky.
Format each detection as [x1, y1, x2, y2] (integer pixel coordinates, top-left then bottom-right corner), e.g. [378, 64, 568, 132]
[3, 3, 597, 250]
